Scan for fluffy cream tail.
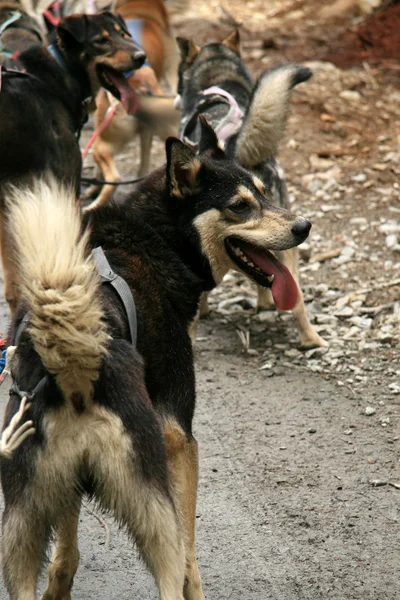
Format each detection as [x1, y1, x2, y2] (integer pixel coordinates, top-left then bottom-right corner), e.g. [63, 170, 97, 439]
[235, 64, 312, 168]
[8, 178, 109, 403]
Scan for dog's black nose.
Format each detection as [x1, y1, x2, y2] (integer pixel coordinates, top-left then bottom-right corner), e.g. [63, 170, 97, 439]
[133, 51, 146, 67]
[292, 219, 311, 241]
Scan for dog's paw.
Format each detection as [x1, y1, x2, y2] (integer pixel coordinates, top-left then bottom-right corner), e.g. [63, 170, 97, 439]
[298, 333, 329, 350]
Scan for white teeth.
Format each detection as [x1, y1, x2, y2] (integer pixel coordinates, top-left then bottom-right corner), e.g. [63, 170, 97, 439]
[267, 274, 275, 283]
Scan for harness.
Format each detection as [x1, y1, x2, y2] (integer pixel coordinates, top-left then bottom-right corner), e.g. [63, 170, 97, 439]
[47, 42, 93, 108]
[0, 65, 35, 92]
[124, 19, 150, 69]
[181, 86, 244, 145]
[8, 247, 137, 402]
[0, 10, 44, 58]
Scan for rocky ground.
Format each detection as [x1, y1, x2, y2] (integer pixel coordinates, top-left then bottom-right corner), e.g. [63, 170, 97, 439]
[0, 1, 399, 598]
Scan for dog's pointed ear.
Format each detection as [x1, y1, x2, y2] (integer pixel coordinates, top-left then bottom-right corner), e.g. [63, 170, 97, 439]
[166, 138, 201, 199]
[114, 13, 130, 36]
[222, 29, 240, 55]
[198, 115, 225, 159]
[176, 37, 200, 65]
[57, 15, 87, 47]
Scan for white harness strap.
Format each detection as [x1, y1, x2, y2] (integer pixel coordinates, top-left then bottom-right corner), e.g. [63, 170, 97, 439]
[203, 85, 244, 141]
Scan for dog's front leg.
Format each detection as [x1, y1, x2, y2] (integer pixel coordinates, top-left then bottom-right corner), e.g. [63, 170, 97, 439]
[163, 420, 205, 600]
[40, 505, 81, 600]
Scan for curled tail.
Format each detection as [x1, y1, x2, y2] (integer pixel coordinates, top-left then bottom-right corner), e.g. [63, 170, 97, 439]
[8, 178, 109, 403]
[234, 64, 312, 168]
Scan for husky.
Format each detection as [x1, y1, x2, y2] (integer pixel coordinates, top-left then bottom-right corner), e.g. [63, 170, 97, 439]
[0, 119, 310, 599]
[176, 30, 327, 349]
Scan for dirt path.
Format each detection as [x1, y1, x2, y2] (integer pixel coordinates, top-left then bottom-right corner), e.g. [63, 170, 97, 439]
[0, 314, 399, 599]
[1, 0, 399, 598]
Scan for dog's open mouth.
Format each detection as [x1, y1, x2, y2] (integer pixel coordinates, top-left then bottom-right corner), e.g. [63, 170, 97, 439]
[225, 237, 298, 310]
[97, 65, 137, 114]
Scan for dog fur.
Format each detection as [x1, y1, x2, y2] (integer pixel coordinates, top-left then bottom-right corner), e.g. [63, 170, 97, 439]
[0, 1, 46, 66]
[1, 120, 311, 599]
[0, 11, 145, 313]
[177, 31, 328, 349]
[85, 0, 180, 210]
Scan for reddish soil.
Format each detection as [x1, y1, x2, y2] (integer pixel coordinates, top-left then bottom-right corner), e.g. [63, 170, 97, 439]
[324, 3, 400, 68]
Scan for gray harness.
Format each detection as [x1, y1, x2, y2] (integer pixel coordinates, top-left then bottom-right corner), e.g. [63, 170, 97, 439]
[10, 246, 137, 402]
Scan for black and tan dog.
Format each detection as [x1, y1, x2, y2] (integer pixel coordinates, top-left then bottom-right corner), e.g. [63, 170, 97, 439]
[1, 120, 311, 599]
[84, 0, 181, 210]
[177, 31, 327, 349]
[0, 10, 145, 313]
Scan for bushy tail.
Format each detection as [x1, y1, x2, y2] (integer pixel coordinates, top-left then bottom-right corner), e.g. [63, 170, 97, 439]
[8, 178, 109, 403]
[234, 64, 312, 168]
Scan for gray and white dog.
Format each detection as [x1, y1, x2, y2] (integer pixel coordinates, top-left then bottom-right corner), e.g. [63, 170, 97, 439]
[176, 30, 327, 349]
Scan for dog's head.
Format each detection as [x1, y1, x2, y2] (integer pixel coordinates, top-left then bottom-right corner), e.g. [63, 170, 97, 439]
[175, 30, 249, 105]
[56, 12, 145, 110]
[166, 118, 311, 311]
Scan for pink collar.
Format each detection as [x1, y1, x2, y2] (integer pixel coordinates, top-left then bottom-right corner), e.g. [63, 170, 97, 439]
[203, 86, 244, 141]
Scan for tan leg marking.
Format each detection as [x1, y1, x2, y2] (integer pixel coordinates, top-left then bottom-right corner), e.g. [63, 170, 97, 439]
[40, 507, 81, 600]
[163, 420, 205, 600]
[2, 506, 48, 600]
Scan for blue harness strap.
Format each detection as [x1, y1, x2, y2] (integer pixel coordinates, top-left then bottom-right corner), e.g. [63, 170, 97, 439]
[0, 10, 21, 56]
[0, 10, 21, 37]
[125, 18, 149, 69]
[47, 43, 68, 72]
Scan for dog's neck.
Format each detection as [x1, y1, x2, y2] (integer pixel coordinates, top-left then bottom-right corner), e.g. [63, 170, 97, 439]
[47, 41, 94, 108]
[87, 171, 216, 326]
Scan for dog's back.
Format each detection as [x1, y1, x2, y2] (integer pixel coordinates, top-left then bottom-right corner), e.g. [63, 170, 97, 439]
[0, 2, 45, 66]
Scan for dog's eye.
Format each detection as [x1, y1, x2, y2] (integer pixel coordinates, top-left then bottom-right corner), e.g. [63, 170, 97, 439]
[94, 37, 110, 46]
[228, 199, 249, 213]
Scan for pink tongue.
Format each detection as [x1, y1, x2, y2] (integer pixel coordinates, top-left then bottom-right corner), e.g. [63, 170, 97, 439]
[107, 71, 137, 114]
[240, 243, 299, 311]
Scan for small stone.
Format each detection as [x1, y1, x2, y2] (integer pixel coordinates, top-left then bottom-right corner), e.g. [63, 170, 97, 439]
[299, 242, 312, 262]
[386, 234, 399, 249]
[388, 383, 400, 394]
[365, 407, 376, 416]
[308, 428, 317, 434]
[340, 90, 361, 103]
[351, 174, 368, 184]
[370, 480, 388, 487]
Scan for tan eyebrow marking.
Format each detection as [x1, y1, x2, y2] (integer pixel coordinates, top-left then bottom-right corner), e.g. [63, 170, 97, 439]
[253, 176, 265, 194]
[237, 185, 258, 207]
[114, 24, 121, 32]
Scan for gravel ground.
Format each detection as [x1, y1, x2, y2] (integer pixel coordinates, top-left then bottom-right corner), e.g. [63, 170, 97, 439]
[1, 0, 400, 598]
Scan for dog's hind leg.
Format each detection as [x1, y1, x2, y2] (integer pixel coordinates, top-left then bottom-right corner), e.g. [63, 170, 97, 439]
[257, 287, 274, 311]
[84, 142, 122, 211]
[89, 408, 186, 600]
[84, 166, 103, 200]
[138, 128, 154, 177]
[40, 505, 81, 600]
[163, 420, 205, 600]
[2, 504, 49, 600]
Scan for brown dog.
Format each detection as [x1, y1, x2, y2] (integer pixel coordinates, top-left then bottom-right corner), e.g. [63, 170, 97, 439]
[84, 0, 180, 210]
